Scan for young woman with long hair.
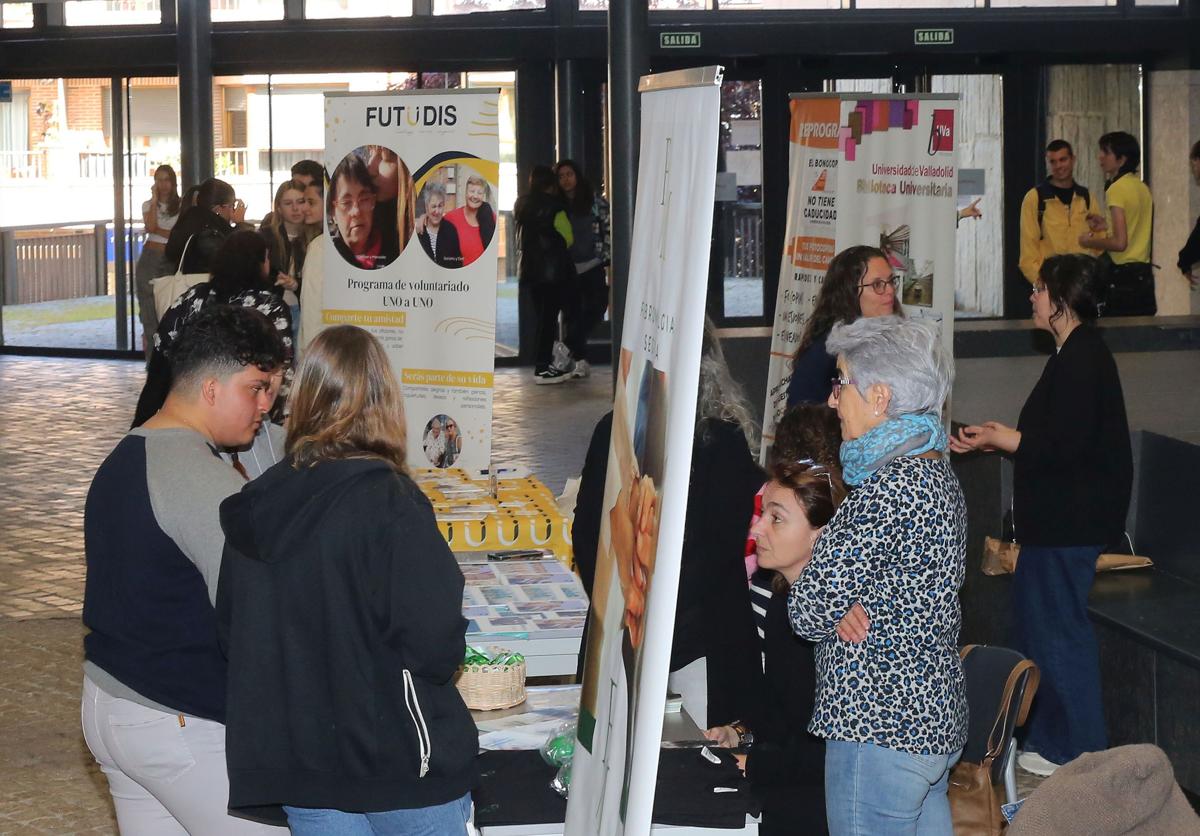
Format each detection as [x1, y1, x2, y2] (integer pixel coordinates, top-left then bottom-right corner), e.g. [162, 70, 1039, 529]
[135, 164, 182, 355]
[217, 325, 477, 835]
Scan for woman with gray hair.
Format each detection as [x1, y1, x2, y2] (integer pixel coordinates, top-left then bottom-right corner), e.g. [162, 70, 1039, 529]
[789, 315, 967, 835]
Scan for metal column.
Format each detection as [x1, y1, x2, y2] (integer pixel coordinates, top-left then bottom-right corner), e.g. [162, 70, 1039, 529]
[607, 1, 648, 374]
[556, 58, 583, 163]
[111, 78, 129, 351]
[177, 0, 213, 189]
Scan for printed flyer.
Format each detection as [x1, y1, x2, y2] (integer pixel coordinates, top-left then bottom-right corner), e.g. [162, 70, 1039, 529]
[324, 90, 500, 472]
[762, 94, 958, 458]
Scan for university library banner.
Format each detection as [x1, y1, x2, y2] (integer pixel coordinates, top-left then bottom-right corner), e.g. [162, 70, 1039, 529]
[762, 93, 959, 455]
[323, 90, 500, 472]
[565, 67, 723, 836]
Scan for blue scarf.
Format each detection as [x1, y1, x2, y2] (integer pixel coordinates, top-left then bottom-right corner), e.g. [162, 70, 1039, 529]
[840, 412, 948, 486]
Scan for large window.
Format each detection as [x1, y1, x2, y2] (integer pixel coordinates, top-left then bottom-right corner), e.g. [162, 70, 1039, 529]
[64, 1, 162, 26]
[0, 2, 34, 28]
[211, 0, 284, 22]
[932, 74, 1004, 317]
[719, 79, 764, 319]
[434, 0, 545, 13]
[0, 78, 122, 350]
[305, 0, 413, 17]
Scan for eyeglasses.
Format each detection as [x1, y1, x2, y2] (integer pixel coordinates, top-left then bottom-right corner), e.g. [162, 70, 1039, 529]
[334, 193, 377, 214]
[830, 376, 857, 398]
[1031, 282, 1047, 295]
[858, 276, 898, 295]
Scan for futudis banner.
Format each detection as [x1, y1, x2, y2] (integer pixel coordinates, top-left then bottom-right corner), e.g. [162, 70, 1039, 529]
[323, 90, 500, 472]
[762, 93, 959, 459]
[565, 67, 722, 836]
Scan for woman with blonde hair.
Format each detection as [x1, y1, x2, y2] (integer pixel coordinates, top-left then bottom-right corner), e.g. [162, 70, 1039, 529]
[217, 325, 477, 834]
[443, 172, 496, 267]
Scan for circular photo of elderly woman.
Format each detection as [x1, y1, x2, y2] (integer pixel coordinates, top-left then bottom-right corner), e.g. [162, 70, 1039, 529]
[422, 413, 463, 468]
[414, 163, 496, 269]
[327, 145, 415, 270]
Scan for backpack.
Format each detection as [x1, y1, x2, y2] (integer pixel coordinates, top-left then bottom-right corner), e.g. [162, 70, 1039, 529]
[1035, 180, 1089, 240]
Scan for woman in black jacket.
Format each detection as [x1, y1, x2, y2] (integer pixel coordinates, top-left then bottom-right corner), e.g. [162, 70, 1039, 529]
[706, 459, 841, 836]
[573, 321, 764, 728]
[165, 178, 245, 275]
[216, 325, 477, 834]
[515, 165, 575, 384]
[952, 253, 1133, 777]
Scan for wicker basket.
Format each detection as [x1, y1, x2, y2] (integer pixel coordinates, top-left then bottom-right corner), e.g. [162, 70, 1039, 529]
[456, 657, 527, 711]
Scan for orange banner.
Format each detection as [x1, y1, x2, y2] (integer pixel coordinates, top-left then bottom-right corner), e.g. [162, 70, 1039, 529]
[789, 97, 841, 149]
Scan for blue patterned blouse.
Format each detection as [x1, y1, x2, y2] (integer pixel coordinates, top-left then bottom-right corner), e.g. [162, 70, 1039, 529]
[788, 455, 968, 756]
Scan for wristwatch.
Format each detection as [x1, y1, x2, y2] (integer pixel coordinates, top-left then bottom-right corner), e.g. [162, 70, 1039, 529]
[730, 721, 754, 748]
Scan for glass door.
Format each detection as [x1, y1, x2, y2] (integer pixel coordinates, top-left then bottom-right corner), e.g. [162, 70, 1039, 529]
[0, 77, 120, 351]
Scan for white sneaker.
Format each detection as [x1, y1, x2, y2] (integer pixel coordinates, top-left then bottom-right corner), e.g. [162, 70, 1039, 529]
[534, 367, 570, 385]
[571, 359, 590, 379]
[1017, 751, 1061, 777]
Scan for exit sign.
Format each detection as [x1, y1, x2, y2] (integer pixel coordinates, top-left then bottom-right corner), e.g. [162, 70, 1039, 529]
[914, 28, 954, 45]
[660, 32, 701, 49]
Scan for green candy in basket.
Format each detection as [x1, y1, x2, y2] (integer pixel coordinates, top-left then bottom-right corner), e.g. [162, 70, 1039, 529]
[457, 646, 527, 710]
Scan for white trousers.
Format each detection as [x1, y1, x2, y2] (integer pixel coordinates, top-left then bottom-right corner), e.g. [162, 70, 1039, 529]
[81, 674, 282, 835]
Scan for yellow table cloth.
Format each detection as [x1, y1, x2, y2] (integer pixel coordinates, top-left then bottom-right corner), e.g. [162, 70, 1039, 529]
[413, 468, 574, 568]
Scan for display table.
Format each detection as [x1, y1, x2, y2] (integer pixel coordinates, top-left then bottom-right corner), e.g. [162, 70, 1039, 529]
[473, 687, 760, 835]
[414, 467, 574, 567]
[456, 552, 585, 677]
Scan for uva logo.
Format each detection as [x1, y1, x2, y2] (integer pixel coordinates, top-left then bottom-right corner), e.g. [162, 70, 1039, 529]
[928, 109, 954, 155]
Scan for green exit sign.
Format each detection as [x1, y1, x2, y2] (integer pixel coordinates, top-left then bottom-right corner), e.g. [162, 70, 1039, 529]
[914, 28, 954, 45]
[660, 32, 701, 49]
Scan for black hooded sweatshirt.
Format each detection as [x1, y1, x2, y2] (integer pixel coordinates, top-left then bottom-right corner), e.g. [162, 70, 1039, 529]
[216, 456, 478, 815]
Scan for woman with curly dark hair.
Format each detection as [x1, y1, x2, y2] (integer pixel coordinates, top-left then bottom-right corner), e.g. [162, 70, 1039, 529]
[786, 245, 899, 406]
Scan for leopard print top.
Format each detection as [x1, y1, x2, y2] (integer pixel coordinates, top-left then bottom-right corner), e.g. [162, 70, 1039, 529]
[788, 455, 968, 755]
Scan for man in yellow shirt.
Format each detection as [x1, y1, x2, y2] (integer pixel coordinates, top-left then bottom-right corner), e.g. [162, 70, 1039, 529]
[1081, 131, 1156, 316]
[1018, 140, 1103, 286]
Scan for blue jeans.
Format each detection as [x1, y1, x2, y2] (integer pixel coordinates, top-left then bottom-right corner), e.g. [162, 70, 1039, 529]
[825, 740, 961, 836]
[283, 793, 471, 836]
[1011, 544, 1107, 764]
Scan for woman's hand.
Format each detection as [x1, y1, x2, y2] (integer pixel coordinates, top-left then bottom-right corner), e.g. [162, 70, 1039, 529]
[957, 198, 982, 221]
[836, 602, 870, 643]
[275, 273, 298, 293]
[232, 199, 247, 224]
[949, 422, 1021, 454]
[704, 726, 739, 749]
[734, 753, 748, 775]
[1086, 213, 1108, 233]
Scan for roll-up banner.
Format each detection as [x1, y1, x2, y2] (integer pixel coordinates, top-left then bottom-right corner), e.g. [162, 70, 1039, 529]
[762, 93, 958, 457]
[565, 66, 723, 836]
[324, 90, 500, 472]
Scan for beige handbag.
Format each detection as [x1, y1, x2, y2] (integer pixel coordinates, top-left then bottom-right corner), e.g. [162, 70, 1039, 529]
[151, 234, 208, 319]
[982, 532, 1152, 576]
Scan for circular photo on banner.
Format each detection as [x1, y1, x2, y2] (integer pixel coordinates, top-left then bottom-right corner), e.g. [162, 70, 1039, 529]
[328, 145, 415, 270]
[415, 162, 496, 269]
[422, 413, 463, 468]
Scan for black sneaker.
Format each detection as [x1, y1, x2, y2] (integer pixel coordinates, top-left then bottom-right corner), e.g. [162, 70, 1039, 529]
[534, 367, 570, 385]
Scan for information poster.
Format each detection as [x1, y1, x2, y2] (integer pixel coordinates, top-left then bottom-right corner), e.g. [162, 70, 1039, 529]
[324, 90, 500, 472]
[762, 93, 958, 457]
[564, 67, 723, 836]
